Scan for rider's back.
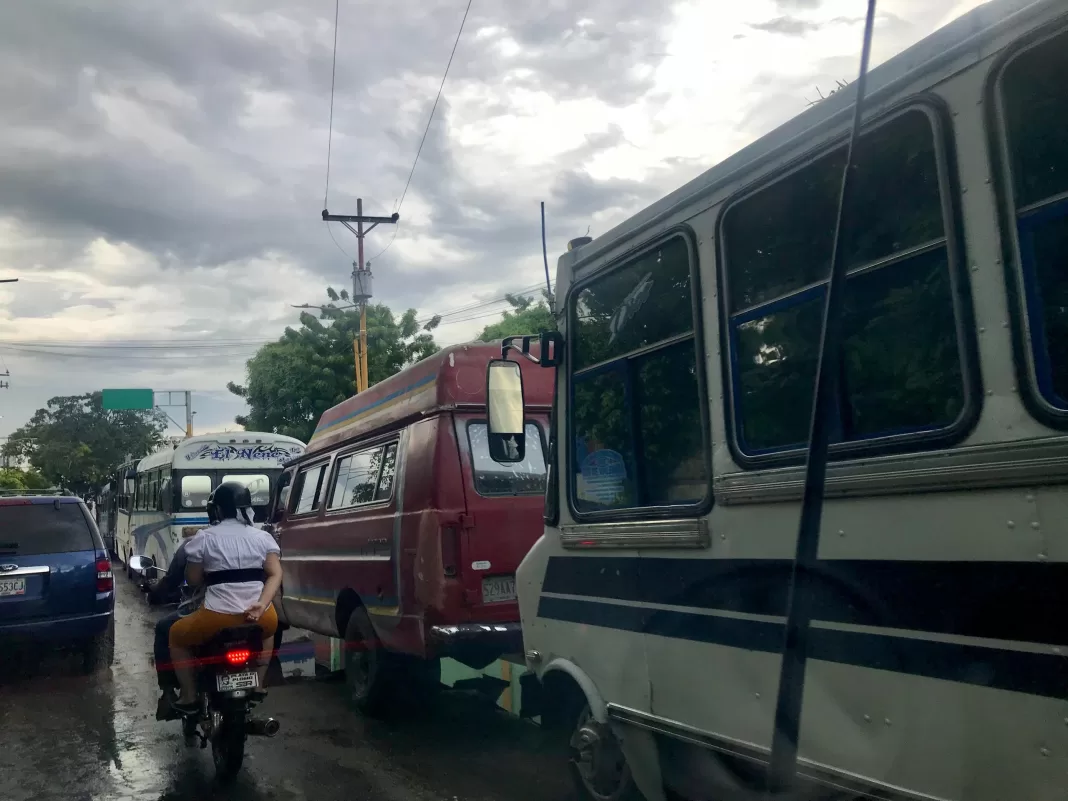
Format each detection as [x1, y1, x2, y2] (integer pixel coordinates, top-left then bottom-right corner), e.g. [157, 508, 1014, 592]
[186, 519, 278, 615]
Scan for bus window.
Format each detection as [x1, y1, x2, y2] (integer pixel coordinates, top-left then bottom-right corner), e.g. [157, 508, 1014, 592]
[997, 28, 1068, 412]
[221, 474, 271, 507]
[181, 474, 212, 509]
[722, 107, 967, 458]
[569, 235, 709, 513]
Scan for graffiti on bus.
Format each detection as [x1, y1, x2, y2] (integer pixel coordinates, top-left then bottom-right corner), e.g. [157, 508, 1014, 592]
[183, 443, 305, 463]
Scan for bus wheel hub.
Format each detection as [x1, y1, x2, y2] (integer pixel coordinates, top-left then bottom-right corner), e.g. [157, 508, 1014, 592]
[573, 719, 625, 792]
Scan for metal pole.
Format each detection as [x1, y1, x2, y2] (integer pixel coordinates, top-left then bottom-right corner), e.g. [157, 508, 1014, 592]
[541, 201, 552, 312]
[765, 0, 878, 794]
[356, 198, 369, 392]
[184, 391, 193, 438]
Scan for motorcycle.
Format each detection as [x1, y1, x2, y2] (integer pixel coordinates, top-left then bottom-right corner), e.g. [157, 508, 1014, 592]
[129, 555, 280, 781]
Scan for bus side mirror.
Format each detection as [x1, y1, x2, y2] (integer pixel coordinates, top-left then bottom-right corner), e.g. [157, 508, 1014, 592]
[486, 359, 526, 463]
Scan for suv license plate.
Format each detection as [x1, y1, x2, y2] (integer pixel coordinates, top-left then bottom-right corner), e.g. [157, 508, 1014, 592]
[0, 578, 25, 597]
[217, 671, 258, 692]
[482, 575, 516, 604]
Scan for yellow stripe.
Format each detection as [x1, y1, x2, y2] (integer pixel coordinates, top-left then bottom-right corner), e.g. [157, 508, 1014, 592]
[500, 660, 512, 712]
[366, 605, 400, 617]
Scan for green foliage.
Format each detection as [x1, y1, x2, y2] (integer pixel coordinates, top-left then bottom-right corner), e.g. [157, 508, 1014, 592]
[1, 393, 167, 495]
[228, 289, 440, 443]
[0, 467, 51, 491]
[478, 291, 556, 342]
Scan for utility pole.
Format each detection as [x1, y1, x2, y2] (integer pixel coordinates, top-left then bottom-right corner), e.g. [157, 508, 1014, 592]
[184, 390, 193, 437]
[1, 279, 16, 389]
[321, 200, 398, 393]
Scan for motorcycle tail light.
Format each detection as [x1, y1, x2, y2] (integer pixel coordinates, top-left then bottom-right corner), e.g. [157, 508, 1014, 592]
[95, 557, 113, 592]
[225, 648, 252, 665]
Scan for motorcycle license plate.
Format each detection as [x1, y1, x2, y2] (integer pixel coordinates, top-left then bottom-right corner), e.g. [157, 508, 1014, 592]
[216, 671, 258, 692]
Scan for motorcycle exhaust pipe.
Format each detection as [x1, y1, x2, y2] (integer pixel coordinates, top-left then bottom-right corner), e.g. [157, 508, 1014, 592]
[246, 717, 280, 737]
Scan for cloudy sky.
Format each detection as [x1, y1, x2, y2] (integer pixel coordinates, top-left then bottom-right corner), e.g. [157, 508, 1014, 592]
[0, 0, 982, 440]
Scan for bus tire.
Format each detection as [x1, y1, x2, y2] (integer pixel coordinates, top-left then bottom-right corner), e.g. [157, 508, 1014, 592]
[568, 702, 644, 801]
[342, 606, 397, 717]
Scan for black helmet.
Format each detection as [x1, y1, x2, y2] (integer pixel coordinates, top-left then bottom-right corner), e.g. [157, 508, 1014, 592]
[207, 482, 253, 524]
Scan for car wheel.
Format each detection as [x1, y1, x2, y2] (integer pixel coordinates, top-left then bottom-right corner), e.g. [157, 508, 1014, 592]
[343, 606, 397, 717]
[82, 616, 115, 675]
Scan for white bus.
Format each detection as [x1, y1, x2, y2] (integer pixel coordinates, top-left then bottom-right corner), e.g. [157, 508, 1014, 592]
[492, 1, 1068, 800]
[116, 433, 306, 577]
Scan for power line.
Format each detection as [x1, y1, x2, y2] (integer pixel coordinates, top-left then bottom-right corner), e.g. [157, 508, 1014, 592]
[323, 0, 340, 209]
[396, 0, 473, 218]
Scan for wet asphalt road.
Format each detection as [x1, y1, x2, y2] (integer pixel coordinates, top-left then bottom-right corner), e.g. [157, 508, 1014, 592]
[0, 568, 573, 801]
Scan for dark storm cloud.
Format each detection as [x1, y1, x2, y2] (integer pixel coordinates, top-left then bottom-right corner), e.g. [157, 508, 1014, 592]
[0, 0, 677, 313]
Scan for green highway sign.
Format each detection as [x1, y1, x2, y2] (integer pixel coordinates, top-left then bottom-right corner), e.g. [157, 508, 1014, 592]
[102, 388, 154, 410]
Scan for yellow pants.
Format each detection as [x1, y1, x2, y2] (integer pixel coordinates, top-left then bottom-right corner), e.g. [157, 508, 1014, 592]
[169, 604, 278, 650]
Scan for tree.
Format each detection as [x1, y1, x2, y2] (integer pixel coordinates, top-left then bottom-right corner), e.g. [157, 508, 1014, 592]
[0, 468, 51, 492]
[228, 289, 440, 443]
[1, 393, 168, 495]
[478, 291, 556, 342]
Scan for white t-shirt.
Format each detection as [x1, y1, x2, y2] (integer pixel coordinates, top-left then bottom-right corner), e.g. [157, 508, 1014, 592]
[185, 518, 280, 615]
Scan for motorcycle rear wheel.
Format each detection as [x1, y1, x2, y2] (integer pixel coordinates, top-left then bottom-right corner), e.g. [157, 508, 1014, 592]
[212, 711, 247, 782]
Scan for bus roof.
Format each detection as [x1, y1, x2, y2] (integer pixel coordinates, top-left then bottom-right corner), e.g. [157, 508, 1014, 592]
[306, 341, 555, 455]
[556, 0, 1054, 282]
[136, 432, 307, 473]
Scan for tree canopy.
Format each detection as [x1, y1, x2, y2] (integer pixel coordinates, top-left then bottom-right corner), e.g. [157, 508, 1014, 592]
[478, 291, 556, 342]
[228, 288, 440, 443]
[0, 468, 52, 492]
[1, 393, 168, 495]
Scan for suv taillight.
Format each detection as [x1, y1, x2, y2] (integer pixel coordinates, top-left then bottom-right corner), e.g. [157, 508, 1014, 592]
[96, 557, 113, 592]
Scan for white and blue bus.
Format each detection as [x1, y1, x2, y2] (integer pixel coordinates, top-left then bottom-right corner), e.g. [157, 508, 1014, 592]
[116, 433, 306, 578]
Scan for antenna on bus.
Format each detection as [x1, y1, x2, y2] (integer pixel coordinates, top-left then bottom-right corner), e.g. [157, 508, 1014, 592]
[765, 0, 879, 795]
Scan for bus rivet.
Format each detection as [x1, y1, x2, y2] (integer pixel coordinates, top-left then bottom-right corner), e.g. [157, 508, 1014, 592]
[863, 714, 871, 723]
[971, 264, 978, 272]
[1040, 747, 1050, 757]
[1026, 493, 1034, 502]
[1031, 521, 1039, 530]
[525, 649, 541, 663]
[1007, 521, 1015, 528]
[962, 187, 968, 194]
[1002, 321, 1009, 328]
[996, 258, 1002, 265]
[979, 326, 985, 333]
[986, 390, 993, 396]
[838, 530, 845, 537]
[985, 178, 991, 184]
[1038, 552, 1047, 561]
[884, 718, 891, 726]
[720, 533, 726, 540]
[755, 692, 761, 699]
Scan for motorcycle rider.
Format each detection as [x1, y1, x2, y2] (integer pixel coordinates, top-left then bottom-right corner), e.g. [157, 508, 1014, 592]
[168, 481, 282, 716]
[150, 506, 216, 720]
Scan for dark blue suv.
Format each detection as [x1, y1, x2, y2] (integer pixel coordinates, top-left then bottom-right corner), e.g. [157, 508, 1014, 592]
[0, 495, 116, 674]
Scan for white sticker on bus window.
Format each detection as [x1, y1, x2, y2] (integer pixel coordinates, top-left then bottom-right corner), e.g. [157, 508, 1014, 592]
[578, 449, 627, 505]
[472, 560, 491, 571]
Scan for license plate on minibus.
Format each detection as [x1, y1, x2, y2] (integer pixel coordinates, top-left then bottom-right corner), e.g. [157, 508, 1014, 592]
[0, 578, 25, 597]
[216, 671, 258, 692]
[482, 575, 516, 604]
